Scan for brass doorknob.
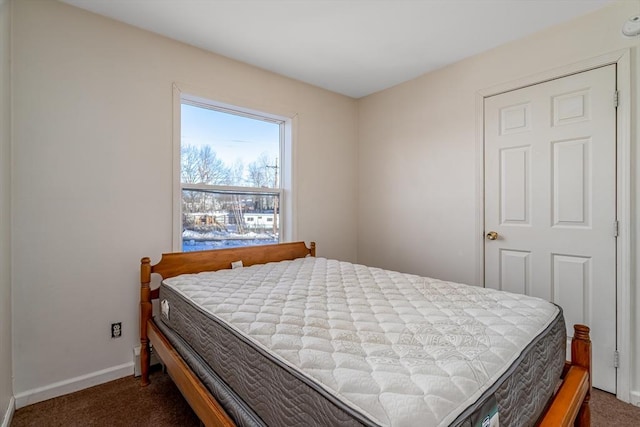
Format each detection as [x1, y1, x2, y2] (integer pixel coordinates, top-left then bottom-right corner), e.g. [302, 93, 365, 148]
[486, 231, 499, 240]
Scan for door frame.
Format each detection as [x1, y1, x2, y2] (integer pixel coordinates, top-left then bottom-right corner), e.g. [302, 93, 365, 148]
[474, 49, 631, 402]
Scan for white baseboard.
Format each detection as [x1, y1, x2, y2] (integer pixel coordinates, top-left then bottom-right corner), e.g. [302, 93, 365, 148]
[630, 390, 640, 407]
[1, 397, 14, 427]
[14, 362, 134, 409]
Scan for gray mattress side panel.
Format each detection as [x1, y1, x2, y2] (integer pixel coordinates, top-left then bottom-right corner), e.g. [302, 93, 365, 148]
[453, 311, 566, 427]
[494, 313, 566, 426]
[154, 318, 267, 427]
[159, 284, 371, 427]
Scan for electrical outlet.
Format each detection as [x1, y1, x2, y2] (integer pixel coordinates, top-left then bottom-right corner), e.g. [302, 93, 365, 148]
[111, 322, 122, 338]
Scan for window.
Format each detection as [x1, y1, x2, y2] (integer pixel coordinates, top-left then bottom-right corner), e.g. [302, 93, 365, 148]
[175, 91, 292, 252]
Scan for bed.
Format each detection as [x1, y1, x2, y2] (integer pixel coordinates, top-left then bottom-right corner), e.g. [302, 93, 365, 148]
[140, 241, 591, 427]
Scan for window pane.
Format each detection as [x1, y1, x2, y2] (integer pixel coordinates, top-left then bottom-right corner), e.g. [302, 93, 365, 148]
[181, 103, 280, 188]
[182, 190, 279, 252]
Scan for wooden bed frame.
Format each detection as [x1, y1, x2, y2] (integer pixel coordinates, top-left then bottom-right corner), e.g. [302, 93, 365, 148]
[140, 241, 592, 427]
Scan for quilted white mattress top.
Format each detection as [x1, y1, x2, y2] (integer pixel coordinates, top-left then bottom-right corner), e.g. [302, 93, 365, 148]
[163, 257, 559, 427]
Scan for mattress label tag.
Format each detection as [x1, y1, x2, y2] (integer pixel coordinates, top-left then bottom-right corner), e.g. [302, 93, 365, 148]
[161, 299, 170, 319]
[472, 395, 499, 427]
[231, 260, 244, 269]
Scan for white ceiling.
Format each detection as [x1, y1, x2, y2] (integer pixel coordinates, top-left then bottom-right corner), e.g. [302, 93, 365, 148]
[60, 0, 613, 98]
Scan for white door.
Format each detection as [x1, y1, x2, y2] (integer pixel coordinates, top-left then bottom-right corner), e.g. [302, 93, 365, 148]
[484, 65, 617, 393]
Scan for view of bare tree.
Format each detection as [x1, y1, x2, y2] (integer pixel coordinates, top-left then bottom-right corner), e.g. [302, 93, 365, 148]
[247, 152, 276, 188]
[227, 159, 245, 186]
[181, 145, 230, 184]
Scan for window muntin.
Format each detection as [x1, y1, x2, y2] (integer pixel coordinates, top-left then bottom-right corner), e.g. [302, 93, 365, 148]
[179, 99, 283, 252]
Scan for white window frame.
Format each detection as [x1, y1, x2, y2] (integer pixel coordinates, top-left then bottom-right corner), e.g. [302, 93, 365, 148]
[172, 84, 295, 251]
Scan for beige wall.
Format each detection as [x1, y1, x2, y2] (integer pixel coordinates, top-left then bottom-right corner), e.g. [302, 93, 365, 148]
[358, 0, 640, 401]
[0, 0, 13, 421]
[11, 0, 357, 398]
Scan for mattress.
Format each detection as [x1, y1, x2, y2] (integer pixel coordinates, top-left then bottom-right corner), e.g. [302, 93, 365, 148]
[158, 257, 565, 427]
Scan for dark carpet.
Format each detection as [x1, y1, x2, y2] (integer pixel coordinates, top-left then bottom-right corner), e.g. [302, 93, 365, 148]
[11, 370, 200, 427]
[11, 371, 640, 426]
[590, 388, 640, 427]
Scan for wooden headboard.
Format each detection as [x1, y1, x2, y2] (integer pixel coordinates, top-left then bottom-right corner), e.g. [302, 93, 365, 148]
[141, 241, 316, 283]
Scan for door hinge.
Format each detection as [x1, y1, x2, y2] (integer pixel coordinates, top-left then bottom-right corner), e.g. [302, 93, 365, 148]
[614, 350, 619, 368]
[614, 220, 619, 237]
[614, 90, 619, 108]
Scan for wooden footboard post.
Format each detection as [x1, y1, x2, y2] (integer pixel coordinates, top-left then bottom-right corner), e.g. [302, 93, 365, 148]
[140, 257, 152, 387]
[572, 324, 591, 427]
